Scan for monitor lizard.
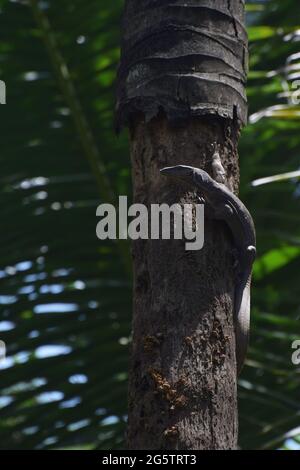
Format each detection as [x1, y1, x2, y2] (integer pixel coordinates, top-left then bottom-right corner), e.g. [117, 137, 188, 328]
[160, 164, 256, 374]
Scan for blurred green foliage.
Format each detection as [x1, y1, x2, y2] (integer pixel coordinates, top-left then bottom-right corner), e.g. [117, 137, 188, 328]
[0, 0, 299, 450]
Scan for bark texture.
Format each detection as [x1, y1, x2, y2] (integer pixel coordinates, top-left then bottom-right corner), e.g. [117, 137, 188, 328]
[116, 0, 248, 130]
[116, 0, 247, 450]
[127, 117, 239, 449]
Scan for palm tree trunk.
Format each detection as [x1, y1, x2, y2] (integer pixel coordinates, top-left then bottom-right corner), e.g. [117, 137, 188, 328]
[116, 0, 248, 450]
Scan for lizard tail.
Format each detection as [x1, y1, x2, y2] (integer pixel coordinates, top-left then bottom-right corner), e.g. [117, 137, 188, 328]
[235, 274, 251, 375]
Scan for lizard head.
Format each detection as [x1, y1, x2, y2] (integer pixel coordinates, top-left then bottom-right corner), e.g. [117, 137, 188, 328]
[160, 165, 195, 181]
[160, 165, 214, 190]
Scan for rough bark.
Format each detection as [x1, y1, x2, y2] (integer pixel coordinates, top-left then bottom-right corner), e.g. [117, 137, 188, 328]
[116, 0, 248, 130]
[116, 0, 247, 450]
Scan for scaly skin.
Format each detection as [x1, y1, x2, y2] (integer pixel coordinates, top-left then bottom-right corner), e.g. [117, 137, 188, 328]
[160, 165, 256, 374]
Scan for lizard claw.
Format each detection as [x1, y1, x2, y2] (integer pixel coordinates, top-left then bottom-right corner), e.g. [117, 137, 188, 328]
[247, 245, 256, 264]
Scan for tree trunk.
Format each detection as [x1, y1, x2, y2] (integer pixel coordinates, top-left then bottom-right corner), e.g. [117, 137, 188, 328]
[116, 0, 248, 450]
